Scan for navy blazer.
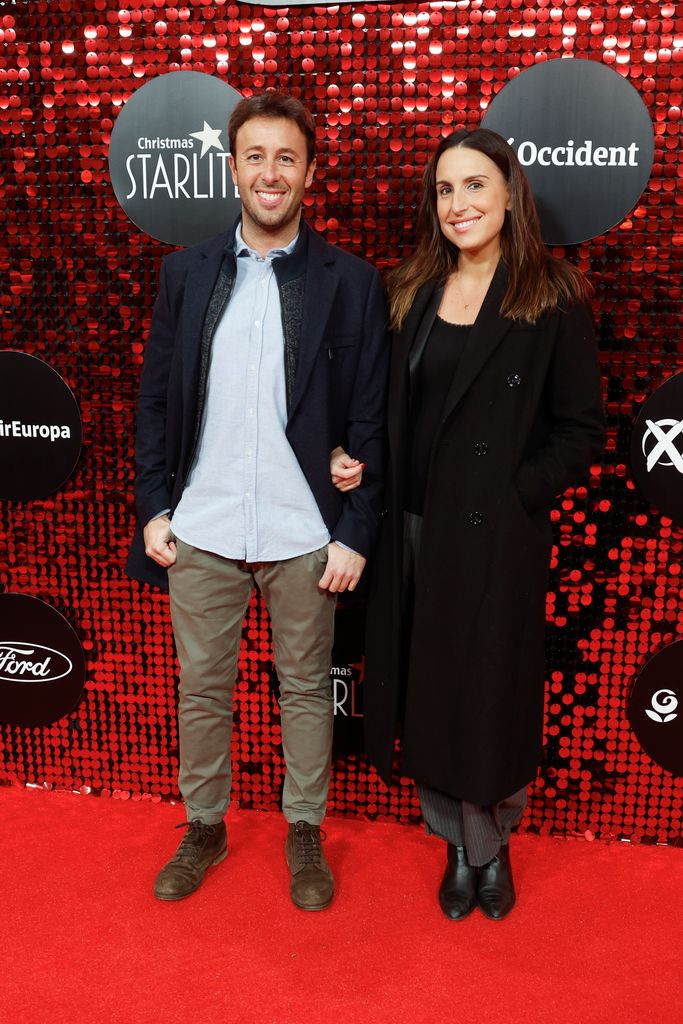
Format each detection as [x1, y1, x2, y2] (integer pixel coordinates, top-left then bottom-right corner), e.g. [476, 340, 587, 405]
[126, 220, 389, 589]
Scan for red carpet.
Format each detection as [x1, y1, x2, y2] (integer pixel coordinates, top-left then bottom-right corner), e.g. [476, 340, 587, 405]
[2, 785, 681, 1024]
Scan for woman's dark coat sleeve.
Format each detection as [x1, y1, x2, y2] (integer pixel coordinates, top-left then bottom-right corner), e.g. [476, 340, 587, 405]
[515, 302, 605, 513]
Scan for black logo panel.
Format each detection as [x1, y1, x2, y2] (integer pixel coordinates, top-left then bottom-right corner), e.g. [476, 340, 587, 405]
[109, 71, 243, 247]
[482, 59, 654, 245]
[0, 351, 82, 502]
[629, 641, 683, 778]
[0, 594, 86, 727]
[630, 372, 683, 526]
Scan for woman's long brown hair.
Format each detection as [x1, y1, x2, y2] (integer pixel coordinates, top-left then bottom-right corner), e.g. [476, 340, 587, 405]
[387, 128, 591, 330]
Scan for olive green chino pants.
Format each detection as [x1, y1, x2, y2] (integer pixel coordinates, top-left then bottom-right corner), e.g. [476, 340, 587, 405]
[168, 538, 336, 826]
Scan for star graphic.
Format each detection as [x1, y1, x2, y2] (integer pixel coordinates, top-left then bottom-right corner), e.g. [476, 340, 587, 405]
[189, 121, 225, 159]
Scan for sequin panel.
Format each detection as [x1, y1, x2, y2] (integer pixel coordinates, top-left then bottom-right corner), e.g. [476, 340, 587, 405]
[1, 2, 682, 845]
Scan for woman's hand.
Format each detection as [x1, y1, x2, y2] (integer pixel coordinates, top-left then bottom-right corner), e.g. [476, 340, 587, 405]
[330, 446, 364, 492]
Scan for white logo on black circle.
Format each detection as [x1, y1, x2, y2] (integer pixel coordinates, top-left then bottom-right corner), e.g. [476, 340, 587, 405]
[0, 643, 73, 683]
[109, 72, 243, 247]
[189, 121, 225, 158]
[508, 138, 641, 170]
[0, 420, 72, 442]
[641, 419, 683, 474]
[645, 689, 678, 724]
[631, 373, 683, 525]
[123, 121, 229, 201]
[482, 59, 654, 245]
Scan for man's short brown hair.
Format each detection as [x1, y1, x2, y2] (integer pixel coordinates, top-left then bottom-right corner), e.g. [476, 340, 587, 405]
[228, 91, 316, 165]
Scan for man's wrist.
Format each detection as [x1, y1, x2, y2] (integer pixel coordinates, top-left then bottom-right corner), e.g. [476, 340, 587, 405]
[333, 539, 360, 556]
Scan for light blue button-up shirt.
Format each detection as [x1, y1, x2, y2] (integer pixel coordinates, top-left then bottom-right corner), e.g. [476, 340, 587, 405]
[171, 225, 330, 561]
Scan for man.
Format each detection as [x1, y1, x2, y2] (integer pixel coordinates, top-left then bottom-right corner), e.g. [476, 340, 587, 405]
[126, 91, 387, 910]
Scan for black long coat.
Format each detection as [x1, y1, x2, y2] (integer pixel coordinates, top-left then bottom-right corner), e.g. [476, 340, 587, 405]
[363, 263, 605, 806]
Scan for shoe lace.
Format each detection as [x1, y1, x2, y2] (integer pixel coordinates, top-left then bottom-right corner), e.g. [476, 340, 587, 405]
[173, 819, 218, 862]
[292, 821, 326, 867]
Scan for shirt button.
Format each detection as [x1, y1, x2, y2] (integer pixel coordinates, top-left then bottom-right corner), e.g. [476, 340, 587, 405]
[507, 373, 522, 388]
[254, 320, 261, 328]
[468, 511, 484, 527]
[474, 442, 488, 456]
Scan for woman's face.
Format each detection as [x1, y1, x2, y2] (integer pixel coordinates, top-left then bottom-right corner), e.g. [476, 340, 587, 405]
[435, 146, 510, 261]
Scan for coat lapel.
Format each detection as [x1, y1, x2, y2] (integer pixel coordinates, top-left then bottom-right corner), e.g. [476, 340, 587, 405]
[288, 232, 339, 419]
[390, 281, 441, 418]
[388, 281, 441, 493]
[179, 235, 229, 405]
[407, 284, 444, 386]
[439, 259, 512, 426]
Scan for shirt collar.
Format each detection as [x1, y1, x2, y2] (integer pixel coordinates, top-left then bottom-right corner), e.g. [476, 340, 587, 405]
[235, 221, 299, 260]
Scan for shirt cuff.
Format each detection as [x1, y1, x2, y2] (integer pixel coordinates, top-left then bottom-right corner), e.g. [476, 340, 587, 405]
[334, 540, 359, 556]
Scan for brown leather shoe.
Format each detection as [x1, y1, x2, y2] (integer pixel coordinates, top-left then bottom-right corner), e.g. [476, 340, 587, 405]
[153, 819, 227, 901]
[285, 821, 334, 911]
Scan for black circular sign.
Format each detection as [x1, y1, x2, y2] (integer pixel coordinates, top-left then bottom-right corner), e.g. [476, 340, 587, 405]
[330, 604, 366, 757]
[630, 372, 683, 525]
[0, 594, 86, 727]
[109, 71, 243, 246]
[629, 641, 683, 777]
[0, 351, 81, 501]
[481, 59, 654, 245]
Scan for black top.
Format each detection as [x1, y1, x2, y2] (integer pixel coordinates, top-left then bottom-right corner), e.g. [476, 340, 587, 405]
[406, 316, 471, 515]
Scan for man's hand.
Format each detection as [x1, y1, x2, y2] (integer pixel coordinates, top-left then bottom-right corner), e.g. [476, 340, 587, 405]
[318, 541, 366, 593]
[143, 515, 177, 567]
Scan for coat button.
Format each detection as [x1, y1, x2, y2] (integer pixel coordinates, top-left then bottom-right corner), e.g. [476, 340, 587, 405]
[468, 511, 484, 526]
[507, 373, 522, 388]
[474, 442, 488, 456]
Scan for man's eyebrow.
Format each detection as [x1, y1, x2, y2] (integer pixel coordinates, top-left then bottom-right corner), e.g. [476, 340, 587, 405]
[242, 145, 300, 156]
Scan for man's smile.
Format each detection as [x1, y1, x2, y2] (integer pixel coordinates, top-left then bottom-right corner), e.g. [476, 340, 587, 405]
[255, 189, 287, 206]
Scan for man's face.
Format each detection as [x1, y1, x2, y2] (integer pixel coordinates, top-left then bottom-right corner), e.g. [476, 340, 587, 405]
[229, 116, 315, 243]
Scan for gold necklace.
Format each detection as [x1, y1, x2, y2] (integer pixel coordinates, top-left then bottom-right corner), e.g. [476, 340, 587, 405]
[451, 272, 490, 311]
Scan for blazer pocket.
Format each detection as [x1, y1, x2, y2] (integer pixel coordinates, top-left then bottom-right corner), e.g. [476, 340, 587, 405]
[324, 336, 356, 363]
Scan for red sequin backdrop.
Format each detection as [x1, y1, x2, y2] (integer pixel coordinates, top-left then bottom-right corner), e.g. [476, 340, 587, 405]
[1, 1, 682, 844]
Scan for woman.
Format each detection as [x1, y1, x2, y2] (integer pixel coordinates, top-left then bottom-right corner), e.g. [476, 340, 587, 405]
[332, 128, 604, 921]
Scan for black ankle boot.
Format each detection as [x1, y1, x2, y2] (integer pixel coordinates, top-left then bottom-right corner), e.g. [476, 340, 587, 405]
[477, 843, 515, 920]
[438, 843, 477, 921]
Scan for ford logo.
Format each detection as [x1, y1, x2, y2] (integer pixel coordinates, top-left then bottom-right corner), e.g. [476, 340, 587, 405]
[0, 643, 73, 683]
